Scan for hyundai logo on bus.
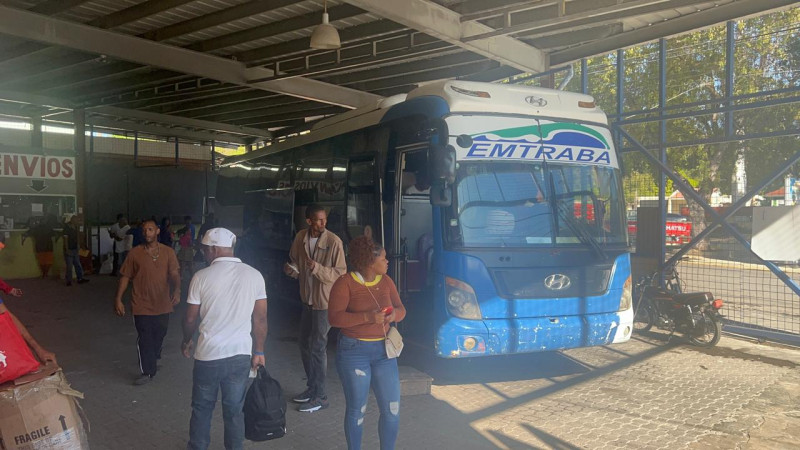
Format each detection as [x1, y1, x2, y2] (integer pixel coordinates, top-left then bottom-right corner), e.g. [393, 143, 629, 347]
[544, 274, 571, 291]
[461, 126, 615, 166]
[525, 96, 547, 107]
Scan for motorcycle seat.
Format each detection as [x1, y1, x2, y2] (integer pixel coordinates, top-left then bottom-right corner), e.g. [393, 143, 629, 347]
[672, 292, 713, 305]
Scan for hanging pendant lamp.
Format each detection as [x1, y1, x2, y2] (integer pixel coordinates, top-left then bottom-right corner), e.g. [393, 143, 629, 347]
[310, 0, 341, 50]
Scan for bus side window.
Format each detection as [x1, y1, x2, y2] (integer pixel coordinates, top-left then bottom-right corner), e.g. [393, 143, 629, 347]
[346, 159, 379, 242]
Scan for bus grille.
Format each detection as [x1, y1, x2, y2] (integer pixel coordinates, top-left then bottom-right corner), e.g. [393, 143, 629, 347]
[492, 266, 612, 299]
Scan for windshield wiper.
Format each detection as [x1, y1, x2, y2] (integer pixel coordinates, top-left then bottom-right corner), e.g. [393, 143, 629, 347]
[548, 175, 607, 261]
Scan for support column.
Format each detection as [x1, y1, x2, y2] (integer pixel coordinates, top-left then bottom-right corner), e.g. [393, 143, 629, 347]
[615, 50, 624, 152]
[210, 140, 216, 171]
[580, 58, 588, 94]
[174, 137, 179, 166]
[89, 125, 94, 158]
[725, 21, 735, 138]
[31, 115, 43, 148]
[658, 39, 667, 280]
[73, 109, 88, 243]
[616, 49, 624, 120]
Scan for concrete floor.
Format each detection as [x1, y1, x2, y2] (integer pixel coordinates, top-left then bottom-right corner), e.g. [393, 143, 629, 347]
[4, 275, 799, 449]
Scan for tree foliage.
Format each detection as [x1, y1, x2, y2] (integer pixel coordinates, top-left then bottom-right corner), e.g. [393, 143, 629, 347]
[575, 8, 800, 239]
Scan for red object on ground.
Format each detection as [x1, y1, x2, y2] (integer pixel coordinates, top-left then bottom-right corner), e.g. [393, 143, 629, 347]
[0, 312, 41, 384]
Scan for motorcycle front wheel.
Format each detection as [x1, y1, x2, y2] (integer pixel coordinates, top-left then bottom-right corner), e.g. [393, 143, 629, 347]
[633, 300, 655, 333]
[688, 313, 722, 347]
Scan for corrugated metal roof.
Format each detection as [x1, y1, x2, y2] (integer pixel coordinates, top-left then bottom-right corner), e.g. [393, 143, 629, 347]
[0, 0, 794, 141]
[621, 1, 736, 32]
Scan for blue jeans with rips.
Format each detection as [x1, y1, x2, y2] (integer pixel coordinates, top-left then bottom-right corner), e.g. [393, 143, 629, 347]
[187, 354, 251, 450]
[336, 334, 400, 450]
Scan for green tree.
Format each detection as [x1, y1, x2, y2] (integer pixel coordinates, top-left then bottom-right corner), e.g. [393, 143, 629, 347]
[582, 8, 799, 246]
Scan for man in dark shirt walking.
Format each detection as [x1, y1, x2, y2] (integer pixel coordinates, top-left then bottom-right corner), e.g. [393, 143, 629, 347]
[63, 214, 89, 287]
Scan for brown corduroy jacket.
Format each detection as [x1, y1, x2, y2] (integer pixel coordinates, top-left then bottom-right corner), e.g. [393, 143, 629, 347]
[288, 228, 347, 310]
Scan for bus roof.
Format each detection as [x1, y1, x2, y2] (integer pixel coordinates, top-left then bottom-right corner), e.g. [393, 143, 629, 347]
[223, 80, 607, 166]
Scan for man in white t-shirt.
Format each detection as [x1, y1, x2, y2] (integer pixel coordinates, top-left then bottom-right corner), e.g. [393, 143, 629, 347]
[182, 228, 268, 450]
[108, 213, 130, 276]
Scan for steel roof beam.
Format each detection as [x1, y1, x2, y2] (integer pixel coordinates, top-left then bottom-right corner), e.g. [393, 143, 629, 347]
[29, 0, 92, 15]
[85, 116, 251, 145]
[187, 100, 324, 122]
[0, 0, 197, 67]
[152, 91, 281, 116]
[460, 0, 560, 22]
[113, 86, 243, 112]
[235, 20, 406, 65]
[5, 90, 273, 140]
[86, 106, 272, 139]
[140, 0, 297, 42]
[550, 0, 799, 64]
[454, 0, 533, 17]
[43, 19, 406, 103]
[0, 90, 74, 109]
[187, 4, 366, 53]
[69, 71, 191, 100]
[524, 24, 624, 50]
[463, 0, 699, 42]
[344, 0, 547, 73]
[229, 106, 346, 127]
[0, 5, 383, 109]
[88, 0, 197, 30]
[109, 47, 484, 116]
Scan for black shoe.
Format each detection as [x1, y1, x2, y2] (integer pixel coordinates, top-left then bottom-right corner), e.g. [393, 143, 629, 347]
[292, 388, 314, 403]
[65, 282, 72, 286]
[77, 278, 89, 284]
[133, 375, 153, 386]
[298, 396, 329, 412]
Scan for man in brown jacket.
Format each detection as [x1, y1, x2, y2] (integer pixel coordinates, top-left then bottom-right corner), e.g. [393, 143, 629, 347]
[284, 204, 346, 412]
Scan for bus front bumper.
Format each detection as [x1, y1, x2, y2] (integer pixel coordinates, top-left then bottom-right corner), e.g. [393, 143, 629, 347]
[435, 308, 633, 358]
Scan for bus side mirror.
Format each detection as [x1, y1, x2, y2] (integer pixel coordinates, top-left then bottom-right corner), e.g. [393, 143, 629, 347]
[429, 144, 456, 207]
[430, 180, 452, 207]
[430, 144, 456, 184]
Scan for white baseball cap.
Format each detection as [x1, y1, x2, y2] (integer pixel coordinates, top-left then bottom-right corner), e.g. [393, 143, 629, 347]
[201, 227, 237, 247]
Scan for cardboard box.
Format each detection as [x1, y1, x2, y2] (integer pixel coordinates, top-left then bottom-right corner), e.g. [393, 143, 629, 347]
[0, 370, 89, 450]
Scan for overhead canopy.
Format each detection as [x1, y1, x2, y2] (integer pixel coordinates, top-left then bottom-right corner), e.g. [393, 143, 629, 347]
[0, 0, 794, 145]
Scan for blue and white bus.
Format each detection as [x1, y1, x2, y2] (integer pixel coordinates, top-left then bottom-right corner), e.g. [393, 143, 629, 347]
[218, 80, 633, 358]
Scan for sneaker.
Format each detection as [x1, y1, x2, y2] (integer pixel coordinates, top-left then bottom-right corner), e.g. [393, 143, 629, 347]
[77, 278, 90, 284]
[298, 397, 328, 413]
[133, 375, 153, 386]
[292, 388, 314, 404]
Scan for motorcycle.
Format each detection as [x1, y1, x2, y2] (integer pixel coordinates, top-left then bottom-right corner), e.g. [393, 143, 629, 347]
[633, 258, 724, 347]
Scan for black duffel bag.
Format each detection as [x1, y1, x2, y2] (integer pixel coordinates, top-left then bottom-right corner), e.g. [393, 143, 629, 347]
[244, 365, 286, 441]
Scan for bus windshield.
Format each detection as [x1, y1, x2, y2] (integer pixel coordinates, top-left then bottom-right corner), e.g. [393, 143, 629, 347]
[450, 161, 627, 248]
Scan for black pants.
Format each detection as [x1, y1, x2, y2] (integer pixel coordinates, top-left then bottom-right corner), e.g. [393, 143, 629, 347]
[299, 306, 330, 398]
[134, 313, 170, 377]
[111, 242, 119, 275]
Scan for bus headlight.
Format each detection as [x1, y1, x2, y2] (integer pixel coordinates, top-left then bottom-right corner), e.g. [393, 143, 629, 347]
[620, 276, 632, 311]
[445, 277, 482, 320]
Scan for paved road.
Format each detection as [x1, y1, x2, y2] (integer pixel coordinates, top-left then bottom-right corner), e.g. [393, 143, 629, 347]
[674, 259, 800, 335]
[4, 276, 800, 449]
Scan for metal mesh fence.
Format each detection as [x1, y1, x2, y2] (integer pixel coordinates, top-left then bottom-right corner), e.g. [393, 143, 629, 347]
[512, 8, 800, 341]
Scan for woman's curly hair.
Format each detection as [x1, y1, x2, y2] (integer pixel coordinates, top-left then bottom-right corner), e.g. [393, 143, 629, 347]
[348, 235, 383, 272]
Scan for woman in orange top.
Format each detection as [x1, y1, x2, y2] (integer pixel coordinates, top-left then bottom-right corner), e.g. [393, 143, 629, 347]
[328, 236, 406, 450]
